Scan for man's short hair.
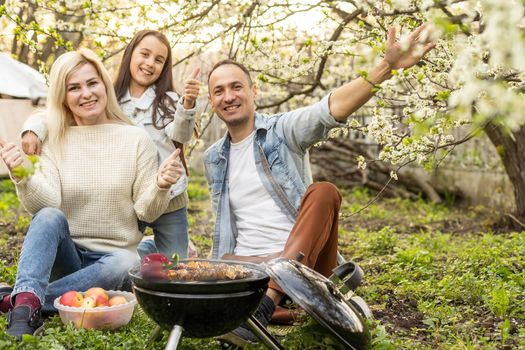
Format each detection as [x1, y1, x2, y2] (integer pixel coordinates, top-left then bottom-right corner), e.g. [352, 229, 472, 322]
[207, 59, 253, 85]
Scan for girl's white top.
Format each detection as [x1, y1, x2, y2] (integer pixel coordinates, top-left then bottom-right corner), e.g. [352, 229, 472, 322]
[118, 87, 196, 204]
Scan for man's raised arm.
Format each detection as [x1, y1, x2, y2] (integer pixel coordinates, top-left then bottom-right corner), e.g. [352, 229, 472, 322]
[329, 24, 436, 122]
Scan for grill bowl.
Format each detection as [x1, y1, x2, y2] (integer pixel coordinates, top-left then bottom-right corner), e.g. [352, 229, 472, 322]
[129, 259, 270, 337]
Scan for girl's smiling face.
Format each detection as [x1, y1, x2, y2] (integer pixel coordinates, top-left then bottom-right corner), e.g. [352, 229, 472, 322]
[128, 35, 169, 97]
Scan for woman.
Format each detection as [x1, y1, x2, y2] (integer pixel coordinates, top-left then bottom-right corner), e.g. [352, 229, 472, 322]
[0, 48, 183, 339]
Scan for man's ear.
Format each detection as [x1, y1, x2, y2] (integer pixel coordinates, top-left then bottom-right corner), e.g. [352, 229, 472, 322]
[251, 83, 257, 98]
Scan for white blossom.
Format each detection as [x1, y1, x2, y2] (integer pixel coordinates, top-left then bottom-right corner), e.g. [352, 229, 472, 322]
[357, 156, 367, 170]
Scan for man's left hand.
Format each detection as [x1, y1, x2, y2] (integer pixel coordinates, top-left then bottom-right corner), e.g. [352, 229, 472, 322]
[383, 23, 436, 71]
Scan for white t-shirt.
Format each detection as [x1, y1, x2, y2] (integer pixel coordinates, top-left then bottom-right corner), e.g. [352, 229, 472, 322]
[228, 131, 294, 256]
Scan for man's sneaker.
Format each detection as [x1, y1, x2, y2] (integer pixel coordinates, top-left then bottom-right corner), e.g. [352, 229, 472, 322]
[6, 305, 44, 339]
[218, 295, 275, 347]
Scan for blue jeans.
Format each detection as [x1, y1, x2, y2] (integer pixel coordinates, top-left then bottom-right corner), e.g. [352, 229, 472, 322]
[13, 208, 140, 313]
[136, 207, 189, 259]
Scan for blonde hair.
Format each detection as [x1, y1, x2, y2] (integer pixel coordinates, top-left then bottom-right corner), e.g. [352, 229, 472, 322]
[46, 48, 133, 153]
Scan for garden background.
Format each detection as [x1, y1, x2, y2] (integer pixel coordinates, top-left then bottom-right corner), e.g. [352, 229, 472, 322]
[0, 1, 524, 349]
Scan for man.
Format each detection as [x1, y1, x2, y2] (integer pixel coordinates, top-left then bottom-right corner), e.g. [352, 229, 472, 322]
[205, 24, 435, 346]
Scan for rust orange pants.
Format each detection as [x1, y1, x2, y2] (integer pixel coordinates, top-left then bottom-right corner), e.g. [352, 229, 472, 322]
[268, 182, 341, 292]
[269, 182, 341, 293]
[223, 182, 342, 293]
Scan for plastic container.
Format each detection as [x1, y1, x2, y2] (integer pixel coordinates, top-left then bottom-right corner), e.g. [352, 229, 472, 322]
[53, 290, 137, 330]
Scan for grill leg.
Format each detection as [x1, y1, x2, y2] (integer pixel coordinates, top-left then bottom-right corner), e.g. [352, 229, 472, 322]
[146, 325, 163, 345]
[246, 315, 284, 350]
[165, 325, 184, 350]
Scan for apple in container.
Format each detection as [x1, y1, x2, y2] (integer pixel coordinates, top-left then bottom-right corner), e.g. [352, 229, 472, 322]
[108, 295, 127, 306]
[84, 287, 110, 307]
[59, 290, 83, 307]
[80, 296, 96, 309]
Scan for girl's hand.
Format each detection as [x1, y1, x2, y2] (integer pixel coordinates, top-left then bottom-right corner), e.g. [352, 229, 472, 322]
[182, 68, 201, 109]
[21, 131, 42, 156]
[0, 139, 25, 182]
[157, 148, 183, 189]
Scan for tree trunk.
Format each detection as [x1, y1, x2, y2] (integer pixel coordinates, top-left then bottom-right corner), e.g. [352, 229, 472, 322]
[483, 122, 525, 220]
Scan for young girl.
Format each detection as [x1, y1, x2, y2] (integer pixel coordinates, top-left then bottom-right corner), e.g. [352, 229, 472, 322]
[21, 30, 201, 259]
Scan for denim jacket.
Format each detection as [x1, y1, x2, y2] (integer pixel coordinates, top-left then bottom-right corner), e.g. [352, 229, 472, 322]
[203, 93, 345, 259]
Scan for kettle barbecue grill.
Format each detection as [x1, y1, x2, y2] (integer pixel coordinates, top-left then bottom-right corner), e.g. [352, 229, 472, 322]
[129, 258, 371, 349]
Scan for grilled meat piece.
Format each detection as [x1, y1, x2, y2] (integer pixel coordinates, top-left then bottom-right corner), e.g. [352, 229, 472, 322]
[166, 261, 252, 281]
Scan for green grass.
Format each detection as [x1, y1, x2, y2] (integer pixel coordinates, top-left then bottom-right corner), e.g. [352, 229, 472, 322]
[339, 188, 525, 349]
[0, 178, 524, 349]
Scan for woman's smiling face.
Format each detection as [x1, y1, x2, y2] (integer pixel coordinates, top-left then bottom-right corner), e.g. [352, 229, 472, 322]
[65, 62, 108, 126]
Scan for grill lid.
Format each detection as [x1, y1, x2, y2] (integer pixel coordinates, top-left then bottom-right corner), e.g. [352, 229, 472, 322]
[266, 258, 371, 350]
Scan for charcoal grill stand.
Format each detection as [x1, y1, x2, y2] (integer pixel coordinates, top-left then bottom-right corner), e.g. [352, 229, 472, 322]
[133, 257, 371, 350]
[164, 325, 184, 350]
[246, 315, 284, 350]
[148, 319, 283, 350]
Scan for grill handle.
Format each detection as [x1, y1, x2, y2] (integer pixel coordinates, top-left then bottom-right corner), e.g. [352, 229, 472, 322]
[329, 261, 363, 294]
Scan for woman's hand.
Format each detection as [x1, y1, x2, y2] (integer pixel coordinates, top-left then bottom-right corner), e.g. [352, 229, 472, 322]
[157, 148, 184, 189]
[182, 68, 201, 109]
[0, 139, 25, 182]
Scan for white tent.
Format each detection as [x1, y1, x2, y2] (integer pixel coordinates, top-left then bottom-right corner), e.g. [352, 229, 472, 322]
[0, 53, 47, 176]
[0, 53, 47, 99]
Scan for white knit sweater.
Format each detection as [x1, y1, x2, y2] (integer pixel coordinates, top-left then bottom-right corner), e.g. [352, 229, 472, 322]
[15, 123, 171, 254]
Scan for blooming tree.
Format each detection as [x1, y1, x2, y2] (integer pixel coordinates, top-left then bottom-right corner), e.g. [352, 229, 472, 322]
[2, 0, 525, 219]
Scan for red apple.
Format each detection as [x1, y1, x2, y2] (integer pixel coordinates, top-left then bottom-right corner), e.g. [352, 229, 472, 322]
[60, 290, 83, 307]
[84, 287, 109, 301]
[94, 295, 110, 307]
[80, 296, 96, 309]
[108, 295, 127, 306]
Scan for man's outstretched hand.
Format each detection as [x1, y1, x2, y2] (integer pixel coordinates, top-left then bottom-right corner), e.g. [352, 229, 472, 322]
[327, 23, 437, 121]
[383, 23, 436, 71]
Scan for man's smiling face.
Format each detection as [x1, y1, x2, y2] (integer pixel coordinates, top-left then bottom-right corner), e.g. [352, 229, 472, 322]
[208, 64, 257, 128]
